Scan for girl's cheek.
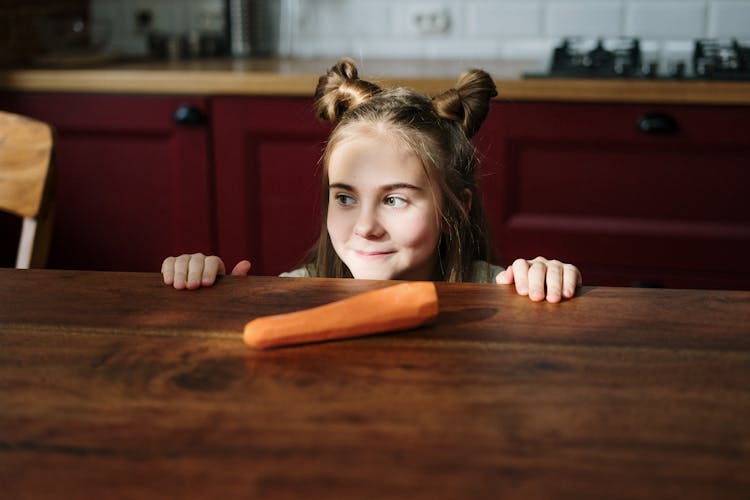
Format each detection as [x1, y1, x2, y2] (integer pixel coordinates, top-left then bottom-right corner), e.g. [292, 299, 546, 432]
[394, 211, 440, 245]
[327, 208, 352, 237]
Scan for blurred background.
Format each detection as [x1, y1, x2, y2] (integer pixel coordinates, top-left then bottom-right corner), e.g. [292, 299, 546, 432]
[2, 0, 750, 67]
[1, 1, 749, 289]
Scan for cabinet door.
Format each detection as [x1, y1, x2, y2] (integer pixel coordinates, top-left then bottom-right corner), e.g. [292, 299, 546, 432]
[212, 97, 331, 276]
[477, 101, 750, 289]
[0, 93, 213, 272]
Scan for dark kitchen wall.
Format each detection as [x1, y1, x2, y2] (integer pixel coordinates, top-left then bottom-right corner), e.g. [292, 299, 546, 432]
[0, 0, 87, 66]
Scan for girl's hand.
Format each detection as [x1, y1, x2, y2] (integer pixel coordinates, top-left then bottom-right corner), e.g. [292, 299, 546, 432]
[495, 256, 582, 303]
[161, 253, 252, 290]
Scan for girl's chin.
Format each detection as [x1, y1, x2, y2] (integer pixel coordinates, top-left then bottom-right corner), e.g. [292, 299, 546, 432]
[346, 262, 400, 280]
[350, 269, 397, 280]
[350, 267, 429, 281]
[346, 259, 434, 281]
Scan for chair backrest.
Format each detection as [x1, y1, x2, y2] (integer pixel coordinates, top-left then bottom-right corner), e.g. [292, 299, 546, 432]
[0, 111, 55, 268]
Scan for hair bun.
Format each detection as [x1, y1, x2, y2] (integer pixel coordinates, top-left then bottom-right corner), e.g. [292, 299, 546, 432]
[432, 69, 498, 138]
[314, 58, 382, 124]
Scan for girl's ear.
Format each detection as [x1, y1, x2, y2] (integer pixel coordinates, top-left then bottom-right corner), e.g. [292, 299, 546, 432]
[460, 188, 473, 212]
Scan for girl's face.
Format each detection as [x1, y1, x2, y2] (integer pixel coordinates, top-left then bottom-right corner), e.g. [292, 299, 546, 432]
[326, 131, 442, 281]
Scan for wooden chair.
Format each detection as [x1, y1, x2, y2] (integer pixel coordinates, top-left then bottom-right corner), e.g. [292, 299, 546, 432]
[0, 111, 55, 269]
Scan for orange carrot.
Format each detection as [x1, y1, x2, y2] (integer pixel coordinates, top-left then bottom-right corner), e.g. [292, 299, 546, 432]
[243, 281, 438, 349]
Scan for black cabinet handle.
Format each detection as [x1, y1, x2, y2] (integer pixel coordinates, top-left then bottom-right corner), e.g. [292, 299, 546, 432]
[173, 105, 206, 126]
[638, 112, 679, 134]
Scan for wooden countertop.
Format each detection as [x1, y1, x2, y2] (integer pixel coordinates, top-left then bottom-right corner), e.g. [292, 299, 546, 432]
[2, 57, 750, 104]
[1, 268, 750, 498]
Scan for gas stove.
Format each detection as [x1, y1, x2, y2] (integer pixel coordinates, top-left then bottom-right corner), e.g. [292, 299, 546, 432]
[524, 37, 750, 81]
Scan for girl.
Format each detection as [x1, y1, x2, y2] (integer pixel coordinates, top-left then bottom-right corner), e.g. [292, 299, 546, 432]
[162, 59, 581, 303]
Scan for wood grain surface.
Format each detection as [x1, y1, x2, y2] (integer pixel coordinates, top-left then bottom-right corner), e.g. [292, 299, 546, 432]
[0, 112, 53, 219]
[1, 269, 749, 499]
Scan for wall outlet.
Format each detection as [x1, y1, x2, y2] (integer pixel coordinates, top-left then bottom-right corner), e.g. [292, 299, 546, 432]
[404, 4, 452, 36]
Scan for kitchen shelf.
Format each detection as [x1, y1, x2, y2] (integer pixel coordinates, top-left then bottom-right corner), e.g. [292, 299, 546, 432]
[2, 57, 750, 105]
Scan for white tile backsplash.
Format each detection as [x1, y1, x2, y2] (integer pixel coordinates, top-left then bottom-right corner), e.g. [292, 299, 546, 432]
[93, 0, 750, 58]
[497, 38, 556, 61]
[394, 3, 463, 38]
[302, 0, 355, 38]
[467, 1, 542, 39]
[351, 39, 427, 59]
[350, 0, 392, 38]
[545, 1, 623, 38]
[708, 0, 750, 37]
[625, 1, 707, 39]
[423, 38, 499, 59]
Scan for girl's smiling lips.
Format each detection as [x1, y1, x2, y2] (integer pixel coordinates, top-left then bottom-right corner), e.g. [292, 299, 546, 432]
[354, 249, 396, 258]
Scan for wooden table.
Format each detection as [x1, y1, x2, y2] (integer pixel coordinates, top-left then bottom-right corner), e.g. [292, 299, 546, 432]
[1, 269, 749, 499]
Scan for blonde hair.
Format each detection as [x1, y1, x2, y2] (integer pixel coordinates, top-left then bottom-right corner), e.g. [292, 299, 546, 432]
[307, 58, 497, 282]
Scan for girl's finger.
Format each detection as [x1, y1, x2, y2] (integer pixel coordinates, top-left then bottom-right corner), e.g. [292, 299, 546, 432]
[545, 260, 564, 303]
[231, 260, 252, 276]
[562, 264, 582, 298]
[202, 256, 226, 286]
[526, 259, 547, 302]
[495, 266, 514, 285]
[186, 253, 206, 290]
[511, 258, 531, 296]
[161, 256, 176, 285]
[172, 254, 191, 290]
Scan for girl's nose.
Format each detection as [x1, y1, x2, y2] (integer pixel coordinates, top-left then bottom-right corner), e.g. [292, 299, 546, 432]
[353, 206, 384, 239]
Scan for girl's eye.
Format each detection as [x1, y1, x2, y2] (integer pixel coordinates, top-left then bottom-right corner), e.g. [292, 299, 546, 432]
[384, 195, 407, 207]
[335, 193, 356, 206]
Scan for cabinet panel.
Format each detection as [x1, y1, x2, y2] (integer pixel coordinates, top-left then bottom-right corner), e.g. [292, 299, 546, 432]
[477, 101, 750, 289]
[212, 97, 331, 275]
[0, 93, 213, 271]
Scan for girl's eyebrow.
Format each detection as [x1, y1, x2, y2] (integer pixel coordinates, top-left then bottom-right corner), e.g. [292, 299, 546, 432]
[329, 182, 355, 191]
[383, 183, 423, 191]
[328, 182, 422, 191]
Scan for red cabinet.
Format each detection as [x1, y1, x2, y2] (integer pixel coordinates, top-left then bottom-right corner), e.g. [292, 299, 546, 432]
[211, 97, 331, 275]
[3, 91, 748, 290]
[0, 93, 213, 271]
[476, 101, 750, 289]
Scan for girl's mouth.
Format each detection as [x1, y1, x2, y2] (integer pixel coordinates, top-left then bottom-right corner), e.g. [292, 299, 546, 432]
[354, 250, 395, 258]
